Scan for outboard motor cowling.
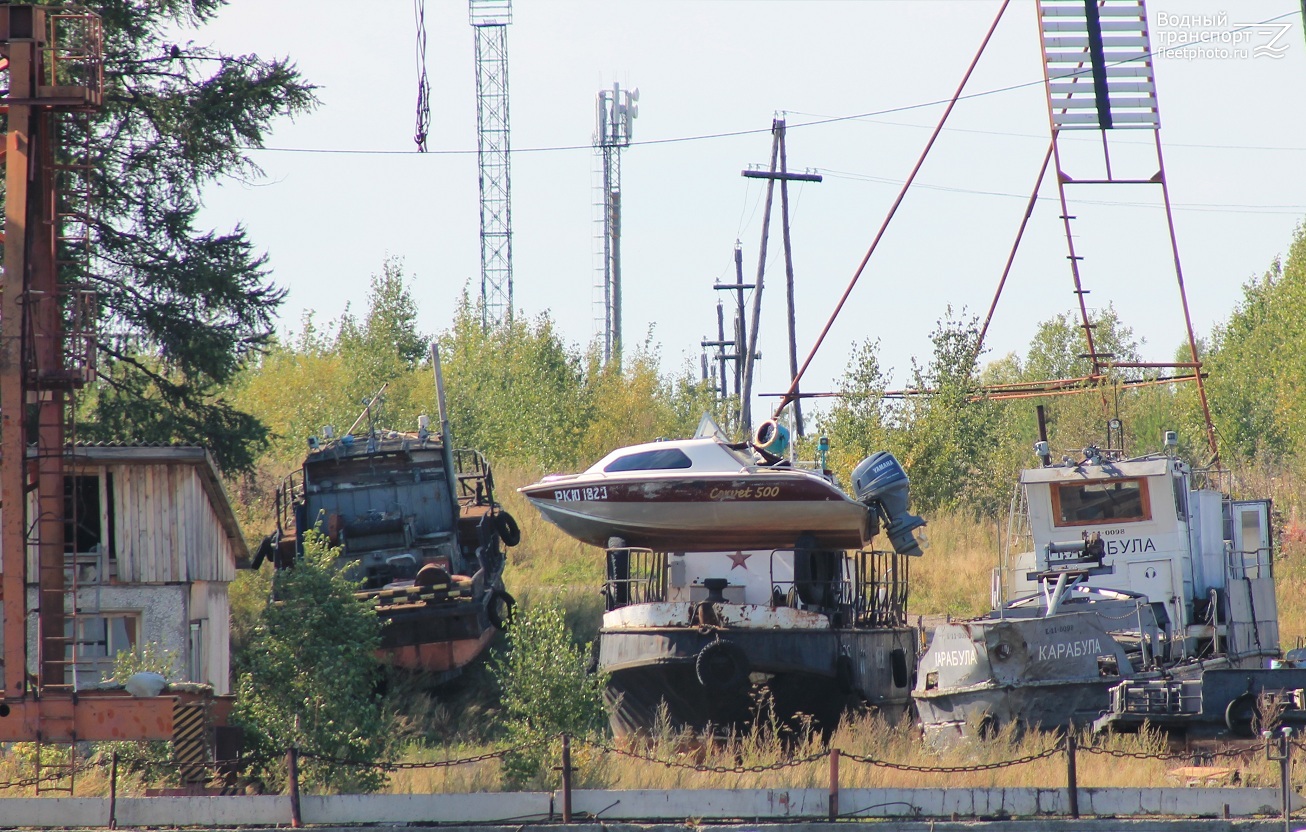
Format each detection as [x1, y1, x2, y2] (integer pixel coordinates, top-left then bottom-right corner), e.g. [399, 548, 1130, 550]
[851, 451, 927, 556]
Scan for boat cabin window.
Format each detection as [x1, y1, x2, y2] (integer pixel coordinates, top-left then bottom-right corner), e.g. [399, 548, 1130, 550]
[1051, 478, 1151, 527]
[604, 448, 693, 473]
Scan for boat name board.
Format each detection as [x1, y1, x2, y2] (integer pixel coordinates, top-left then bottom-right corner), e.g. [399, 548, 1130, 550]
[554, 486, 609, 502]
[934, 648, 979, 667]
[1102, 537, 1157, 555]
[1037, 637, 1103, 662]
[708, 485, 782, 500]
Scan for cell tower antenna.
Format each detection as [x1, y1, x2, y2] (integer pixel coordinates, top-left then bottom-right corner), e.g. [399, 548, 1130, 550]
[593, 82, 638, 367]
[470, 0, 513, 328]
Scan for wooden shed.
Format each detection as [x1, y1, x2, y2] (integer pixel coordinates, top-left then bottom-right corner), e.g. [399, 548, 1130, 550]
[7, 444, 249, 693]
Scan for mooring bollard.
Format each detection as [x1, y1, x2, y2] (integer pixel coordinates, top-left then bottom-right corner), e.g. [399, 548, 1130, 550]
[287, 746, 303, 829]
[828, 748, 840, 821]
[1065, 732, 1079, 819]
[561, 733, 573, 824]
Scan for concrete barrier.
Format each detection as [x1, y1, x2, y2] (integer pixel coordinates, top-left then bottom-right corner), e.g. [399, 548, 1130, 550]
[0, 786, 1295, 827]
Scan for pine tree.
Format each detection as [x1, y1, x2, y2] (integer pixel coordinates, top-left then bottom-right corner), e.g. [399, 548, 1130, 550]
[47, 1, 318, 471]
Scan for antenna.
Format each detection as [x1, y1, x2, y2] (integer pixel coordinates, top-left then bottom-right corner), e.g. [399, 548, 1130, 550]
[594, 82, 639, 367]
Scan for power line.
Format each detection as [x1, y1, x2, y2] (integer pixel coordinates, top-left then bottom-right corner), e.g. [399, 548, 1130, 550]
[815, 167, 1306, 215]
[245, 8, 1303, 159]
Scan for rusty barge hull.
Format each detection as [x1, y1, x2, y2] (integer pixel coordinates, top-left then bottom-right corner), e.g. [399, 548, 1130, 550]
[600, 613, 916, 738]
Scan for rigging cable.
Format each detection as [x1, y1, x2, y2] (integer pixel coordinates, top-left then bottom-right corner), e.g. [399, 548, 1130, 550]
[413, 0, 431, 152]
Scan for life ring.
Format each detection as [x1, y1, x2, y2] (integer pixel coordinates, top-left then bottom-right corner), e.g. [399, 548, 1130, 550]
[695, 640, 750, 690]
[486, 589, 516, 630]
[494, 511, 521, 547]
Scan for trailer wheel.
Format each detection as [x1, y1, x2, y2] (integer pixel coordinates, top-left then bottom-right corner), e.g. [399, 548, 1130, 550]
[696, 640, 750, 690]
[494, 511, 521, 547]
[487, 589, 516, 630]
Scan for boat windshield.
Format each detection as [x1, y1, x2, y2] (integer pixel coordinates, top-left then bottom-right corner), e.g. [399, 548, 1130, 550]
[603, 447, 693, 473]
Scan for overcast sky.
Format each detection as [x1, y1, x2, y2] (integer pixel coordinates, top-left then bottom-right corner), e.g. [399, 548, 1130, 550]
[196, 1, 1306, 432]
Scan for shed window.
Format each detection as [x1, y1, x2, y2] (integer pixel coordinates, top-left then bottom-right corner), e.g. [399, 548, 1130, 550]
[604, 448, 693, 473]
[1052, 478, 1151, 526]
[64, 475, 101, 555]
[65, 612, 140, 687]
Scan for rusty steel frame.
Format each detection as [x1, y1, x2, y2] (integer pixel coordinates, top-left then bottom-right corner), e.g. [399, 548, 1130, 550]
[777, 0, 1220, 462]
[774, 0, 1012, 418]
[0, 5, 181, 744]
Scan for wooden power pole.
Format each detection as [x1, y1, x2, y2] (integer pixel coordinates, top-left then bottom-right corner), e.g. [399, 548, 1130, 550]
[739, 118, 821, 436]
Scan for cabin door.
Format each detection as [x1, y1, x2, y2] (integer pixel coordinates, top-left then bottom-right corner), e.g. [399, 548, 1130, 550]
[1230, 500, 1272, 576]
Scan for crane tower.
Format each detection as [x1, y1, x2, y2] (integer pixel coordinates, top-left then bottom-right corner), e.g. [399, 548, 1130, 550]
[470, 0, 513, 327]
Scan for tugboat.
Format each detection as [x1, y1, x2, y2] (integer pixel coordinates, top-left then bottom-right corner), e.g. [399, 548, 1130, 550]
[259, 346, 518, 682]
[914, 419, 1279, 741]
[525, 417, 928, 737]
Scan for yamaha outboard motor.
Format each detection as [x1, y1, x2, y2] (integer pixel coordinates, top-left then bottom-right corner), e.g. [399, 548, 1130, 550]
[851, 451, 926, 556]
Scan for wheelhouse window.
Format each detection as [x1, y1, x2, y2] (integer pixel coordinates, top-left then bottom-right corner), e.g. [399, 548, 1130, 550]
[604, 448, 693, 473]
[1051, 478, 1151, 527]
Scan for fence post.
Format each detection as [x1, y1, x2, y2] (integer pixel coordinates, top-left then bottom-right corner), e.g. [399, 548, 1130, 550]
[108, 751, 118, 830]
[1065, 732, 1079, 819]
[561, 733, 573, 824]
[1265, 726, 1294, 832]
[287, 746, 303, 829]
[828, 748, 840, 821]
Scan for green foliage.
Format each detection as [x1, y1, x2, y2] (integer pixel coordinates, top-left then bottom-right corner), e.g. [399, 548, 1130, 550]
[491, 601, 608, 788]
[63, 0, 317, 471]
[233, 529, 388, 794]
[890, 309, 1008, 516]
[1202, 223, 1306, 463]
[817, 338, 892, 478]
[336, 257, 431, 404]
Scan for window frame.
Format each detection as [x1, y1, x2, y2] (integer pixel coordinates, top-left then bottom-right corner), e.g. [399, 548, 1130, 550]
[603, 447, 694, 473]
[1050, 476, 1152, 528]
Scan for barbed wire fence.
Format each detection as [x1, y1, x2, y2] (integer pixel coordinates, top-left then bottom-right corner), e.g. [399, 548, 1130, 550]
[0, 731, 1294, 827]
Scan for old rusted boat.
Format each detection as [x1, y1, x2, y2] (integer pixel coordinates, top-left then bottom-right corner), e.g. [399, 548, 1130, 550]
[914, 428, 1279, 741]
[258, 349, 518, 682]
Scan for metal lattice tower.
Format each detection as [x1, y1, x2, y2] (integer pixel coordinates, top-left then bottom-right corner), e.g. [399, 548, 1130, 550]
[470, 0, 512, 328]
[593, 82, 638, 365]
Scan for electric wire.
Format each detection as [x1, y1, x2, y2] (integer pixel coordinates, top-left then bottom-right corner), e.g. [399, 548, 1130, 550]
[243, 9, 1303, 159]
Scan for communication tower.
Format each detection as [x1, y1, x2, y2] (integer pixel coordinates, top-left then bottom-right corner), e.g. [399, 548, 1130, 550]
[470, 0, 513, 327]
[593, 82, 638, 366]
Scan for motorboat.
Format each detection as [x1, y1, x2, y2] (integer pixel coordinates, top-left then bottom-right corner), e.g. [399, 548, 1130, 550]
[913, 431, 1279, 741]
[520, 417, 925, 554]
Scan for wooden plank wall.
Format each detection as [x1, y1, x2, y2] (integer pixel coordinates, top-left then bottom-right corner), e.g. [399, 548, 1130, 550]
[110, 464, 236, 584]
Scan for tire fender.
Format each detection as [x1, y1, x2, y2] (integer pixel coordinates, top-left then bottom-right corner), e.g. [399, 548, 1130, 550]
[695, 639, 750, 690]
[486, 589, 516, 630]
[494, 511, 521, 547]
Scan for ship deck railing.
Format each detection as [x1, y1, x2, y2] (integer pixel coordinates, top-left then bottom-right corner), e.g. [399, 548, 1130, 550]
[601, 546, 910, 629]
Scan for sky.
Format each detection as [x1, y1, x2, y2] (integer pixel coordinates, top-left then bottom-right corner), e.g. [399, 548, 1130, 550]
[196, 0, 1306, 433]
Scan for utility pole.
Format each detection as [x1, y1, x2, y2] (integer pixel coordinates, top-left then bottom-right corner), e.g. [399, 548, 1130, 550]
[739, 119, 822, 435]
[714, 242, 753, 399]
